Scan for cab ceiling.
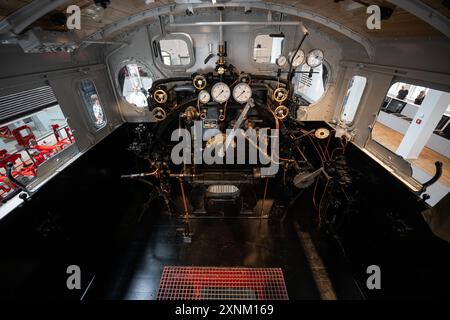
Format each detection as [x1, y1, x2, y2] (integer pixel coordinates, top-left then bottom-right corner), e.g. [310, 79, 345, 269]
[0, 0, 449, 40]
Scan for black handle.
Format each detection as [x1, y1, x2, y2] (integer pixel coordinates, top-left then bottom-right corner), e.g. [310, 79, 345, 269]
[6, 162, 27, 191]
[420, 161, 443, 194]
[152, 40, 159, 58]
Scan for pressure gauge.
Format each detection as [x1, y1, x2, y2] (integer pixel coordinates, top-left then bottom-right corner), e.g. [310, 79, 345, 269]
[306, 49, 324, 68]
[198, 90, 211, 104]
[193, 74, 207, 90]
[153, 89, 168, 104]
[276, 55, 287, 67]
[211, 82, 231, 104]
[273, 87, 289, 103]
[315, 128, 330, 139]
[289, 49, 305, 67]
[232, 82, 252, 104]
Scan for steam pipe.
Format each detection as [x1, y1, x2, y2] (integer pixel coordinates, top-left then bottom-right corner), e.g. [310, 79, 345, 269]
[169, 21, 306, 27]
[219, 11, 224, 46]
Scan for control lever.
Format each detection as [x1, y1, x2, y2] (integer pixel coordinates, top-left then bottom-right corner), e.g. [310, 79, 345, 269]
[418, 161, 443, 195]
[6, 162, 29, 200]
[121, 171, 158, 179]
[223, 99, 254, 152]
[204, 43, 214, 64]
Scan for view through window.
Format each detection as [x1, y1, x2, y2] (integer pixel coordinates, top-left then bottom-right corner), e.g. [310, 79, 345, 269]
[0, 105, 75, 200]
[79, 80, 106, 128]
[372, 81, 450, 192]
[293, 63, 329, 106]
[159, 37, 191, 66]
[118, 63, 152, 108]
[253, 34, 283, 64]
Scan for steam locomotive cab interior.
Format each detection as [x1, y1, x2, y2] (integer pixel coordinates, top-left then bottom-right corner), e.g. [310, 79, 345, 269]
[0, 1, 449, 301]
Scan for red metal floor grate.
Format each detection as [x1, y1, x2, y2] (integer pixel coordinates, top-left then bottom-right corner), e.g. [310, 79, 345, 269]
[157, 266, 289, 300]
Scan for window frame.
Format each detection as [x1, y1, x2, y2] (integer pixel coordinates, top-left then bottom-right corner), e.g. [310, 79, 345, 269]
[339, 74, 368, 125]
[293, 60, 332, 108]
[0, 100, 79, 199]
[77, 79, 107, 131]
[115, 59, 154, 110]
[362, 77, 444, 194]
[151, 33, 195, 70]
[250, 30, 285, 67]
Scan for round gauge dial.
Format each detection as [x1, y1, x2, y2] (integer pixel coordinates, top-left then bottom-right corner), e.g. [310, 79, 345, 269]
[315, 128, 330, 140]
[290, 49, 305, 67]
[306, 49, 324, 68]
[273, 87, 289, 103]
[276, 55, 287, 67]
[198, 90, 211, 104]
[211, 82, 231, 104]
[232, 82, 252, 104]
[153, 89, 168, 104]
[193, 74, 207, 90]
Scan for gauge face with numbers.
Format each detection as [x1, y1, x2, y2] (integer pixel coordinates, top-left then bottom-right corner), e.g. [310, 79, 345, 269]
[232, 82, 252, 104]
[290, 49, 305, 67]
[276, 55, 287, 67]
[211, 82, 231, 104]
[198, 90, 210, 104]
[306, 49, 324, 68]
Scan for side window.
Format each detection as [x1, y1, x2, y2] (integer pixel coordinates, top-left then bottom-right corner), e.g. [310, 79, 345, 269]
[253, 34, 283, 64]
[78, 80, 106, 128]
[340, 75, 367, 124]
[369, 81, 450, 205]
[0, 103, 75, 200]
[294, 63, 330, 106]
[118, 63, 152, 108]
[158, 38, 191, 66]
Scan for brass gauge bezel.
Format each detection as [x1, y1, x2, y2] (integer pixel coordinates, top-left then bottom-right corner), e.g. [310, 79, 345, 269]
[198, 90, 211, 104]
[315, 128, 330, 139]
[273, 87, 289, 103]
[289, 49, 305, 68]
[274, 105, 289, 120]
[193, 75, 207, 90]
[306, 49, 324, 68]
[153, 89, 168, 104]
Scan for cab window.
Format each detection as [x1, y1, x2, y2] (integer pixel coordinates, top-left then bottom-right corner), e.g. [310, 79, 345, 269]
[253, 34, 283, 64]
[158, 38, 191, 66]
[78, 79, 106, 128]
[0, 101, 75, 200]
[118, 63, 152, 108]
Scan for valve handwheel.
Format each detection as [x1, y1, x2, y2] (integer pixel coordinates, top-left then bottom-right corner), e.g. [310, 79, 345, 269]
[193, 75, 207, 90]
[273, 87, 289, 103]
[152, 107, 166, 121]
[154, 89, 168, 104]
[274, 105, 289, 120]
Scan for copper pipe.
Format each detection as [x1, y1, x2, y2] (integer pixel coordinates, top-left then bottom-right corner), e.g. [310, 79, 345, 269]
[260, 177, 269, 219]
[178, 177, 190, 235]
